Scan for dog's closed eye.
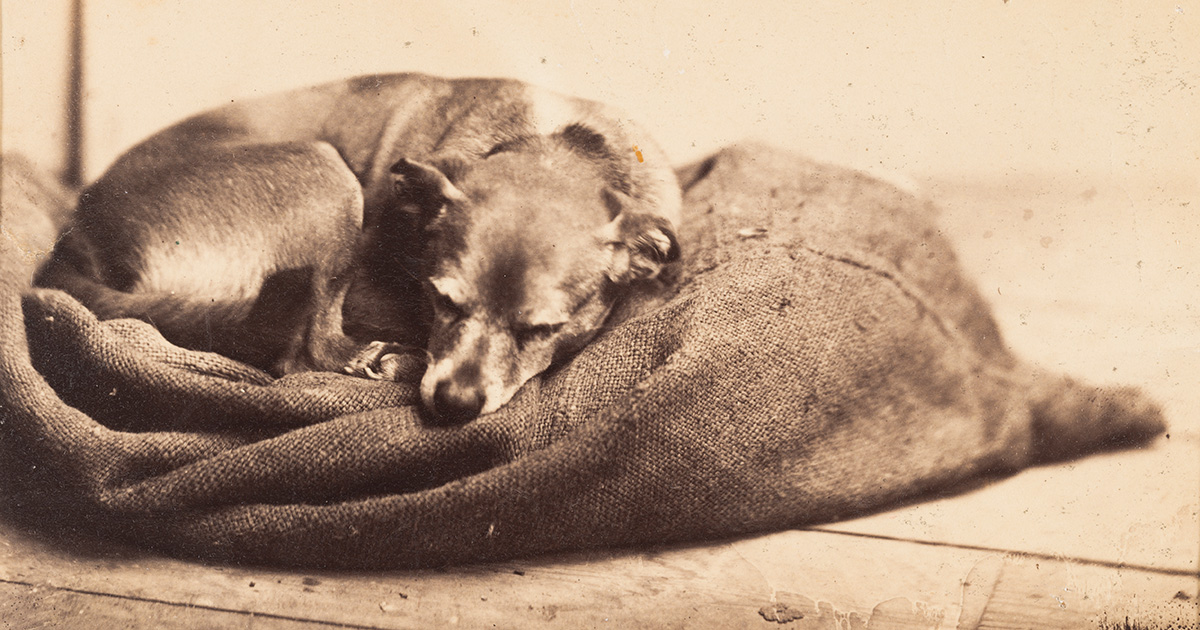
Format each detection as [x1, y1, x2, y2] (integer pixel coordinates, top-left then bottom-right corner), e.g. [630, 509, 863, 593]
[429, 277, 470, 320]
[434, 292, 465, 320]
[514, 322, 564, 348]
[484, 142, 512, 158]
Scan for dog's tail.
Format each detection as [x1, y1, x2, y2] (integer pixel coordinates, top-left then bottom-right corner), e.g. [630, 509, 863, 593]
[33, 236, 296, 371]
[1025, 368, 1166, 464]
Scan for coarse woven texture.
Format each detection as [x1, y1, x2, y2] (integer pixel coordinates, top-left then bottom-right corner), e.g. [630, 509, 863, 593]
[0, 146, 1165, 569]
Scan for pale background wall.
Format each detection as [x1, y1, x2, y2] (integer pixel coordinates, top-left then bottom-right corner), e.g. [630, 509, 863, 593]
[2, 1, 75, 175]
[3, 1, 1196, 186]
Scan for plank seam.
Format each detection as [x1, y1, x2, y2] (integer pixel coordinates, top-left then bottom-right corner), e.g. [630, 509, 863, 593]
[808, 527, 1199, 577]
[0, 578, 392, 630]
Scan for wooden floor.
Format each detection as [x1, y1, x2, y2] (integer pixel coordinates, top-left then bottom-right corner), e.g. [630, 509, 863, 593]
[3, 177, 1197, 629]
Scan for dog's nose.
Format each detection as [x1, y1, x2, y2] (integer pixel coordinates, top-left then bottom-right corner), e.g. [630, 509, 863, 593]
[431, 380, 485, 424]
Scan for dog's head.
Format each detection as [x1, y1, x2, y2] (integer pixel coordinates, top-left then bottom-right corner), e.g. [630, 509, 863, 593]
[390, 125, 679, 423]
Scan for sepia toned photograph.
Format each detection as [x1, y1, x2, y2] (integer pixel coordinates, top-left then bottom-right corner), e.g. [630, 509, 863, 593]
[1, 2, 1196, 628]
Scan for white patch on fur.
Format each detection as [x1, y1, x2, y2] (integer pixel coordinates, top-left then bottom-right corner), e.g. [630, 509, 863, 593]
[596, 216, 622, 243]
[521, 285, 572, 327]
[429, 276, 471, 304]
[420, 356, 455, 408]
[524, 308, 570, 328]
[524, 86, 578, 137]
[480, 332, 522, 415]
[134, 242, 269, 301]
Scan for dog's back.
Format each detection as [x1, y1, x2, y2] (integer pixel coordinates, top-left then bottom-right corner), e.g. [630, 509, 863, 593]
[209, 74, 681, 227]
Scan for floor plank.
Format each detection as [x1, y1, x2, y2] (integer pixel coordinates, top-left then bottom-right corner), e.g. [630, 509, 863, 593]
[2, 517, 1196, 629]
[822, 435, 1199, 574]
[0, 581, 351, 630]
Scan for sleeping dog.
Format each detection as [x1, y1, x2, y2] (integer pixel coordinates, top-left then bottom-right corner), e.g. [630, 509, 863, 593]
[36, 73, 682, 423]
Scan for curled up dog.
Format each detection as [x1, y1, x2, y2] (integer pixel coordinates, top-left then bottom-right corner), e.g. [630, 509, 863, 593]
[35, 73, 682, 424]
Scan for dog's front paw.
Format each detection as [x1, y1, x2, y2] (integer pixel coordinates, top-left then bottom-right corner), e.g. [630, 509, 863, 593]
[344, 341, 422, 381]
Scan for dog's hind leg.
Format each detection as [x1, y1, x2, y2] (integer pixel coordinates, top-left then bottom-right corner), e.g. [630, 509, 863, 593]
[271, 257, 417, 380]
[262, 146, 372, 377]
[271, 270, 359, 375]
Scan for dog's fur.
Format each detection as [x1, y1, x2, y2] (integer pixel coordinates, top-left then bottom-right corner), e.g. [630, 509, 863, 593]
[35, 73, 682, 423]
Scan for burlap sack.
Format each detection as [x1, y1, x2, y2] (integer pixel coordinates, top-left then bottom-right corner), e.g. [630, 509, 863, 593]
[0, 146, 1164, 568]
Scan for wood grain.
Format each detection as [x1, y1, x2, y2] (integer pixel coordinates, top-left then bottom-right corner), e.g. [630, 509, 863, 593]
[3, 516, 1196, 629]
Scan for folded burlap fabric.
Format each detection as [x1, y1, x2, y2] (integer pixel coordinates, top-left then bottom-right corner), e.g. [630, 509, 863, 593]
[0, 146, 1163, 568]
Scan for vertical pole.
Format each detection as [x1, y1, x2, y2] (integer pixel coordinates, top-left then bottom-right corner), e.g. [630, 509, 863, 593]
[62, 0, 84, 188]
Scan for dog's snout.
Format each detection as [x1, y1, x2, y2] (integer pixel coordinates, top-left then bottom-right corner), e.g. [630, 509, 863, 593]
[431, 380, 485, 424]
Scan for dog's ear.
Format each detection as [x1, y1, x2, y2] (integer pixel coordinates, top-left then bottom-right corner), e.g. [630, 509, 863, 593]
[599, 208, 680, 284]
[390, 158, 467, 216]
